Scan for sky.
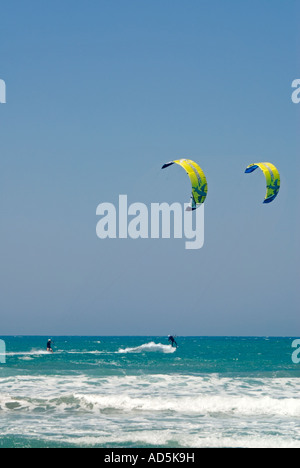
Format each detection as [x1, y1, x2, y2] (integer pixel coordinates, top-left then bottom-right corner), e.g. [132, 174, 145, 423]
[0, 0, 299, 335]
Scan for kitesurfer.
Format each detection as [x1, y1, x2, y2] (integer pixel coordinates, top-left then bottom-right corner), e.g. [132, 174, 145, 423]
[168, 335, 178, 348]
[46, 339, 53, 353]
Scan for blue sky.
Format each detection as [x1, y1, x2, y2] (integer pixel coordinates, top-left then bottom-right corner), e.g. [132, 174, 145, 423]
[0, 0, 299, 335]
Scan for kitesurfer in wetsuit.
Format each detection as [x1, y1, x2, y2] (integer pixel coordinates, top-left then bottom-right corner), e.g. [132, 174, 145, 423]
[47, 339, 53, 353]
[168, 335, 178, 348]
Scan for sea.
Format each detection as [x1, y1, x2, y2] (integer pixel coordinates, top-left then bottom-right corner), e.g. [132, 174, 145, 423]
[0, 336, 299, 448]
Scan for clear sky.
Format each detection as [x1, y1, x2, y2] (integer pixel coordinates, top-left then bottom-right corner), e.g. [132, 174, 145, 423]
[0, 0, 299, 335]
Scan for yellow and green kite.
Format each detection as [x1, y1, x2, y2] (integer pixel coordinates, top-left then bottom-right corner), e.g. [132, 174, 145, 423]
[245, 162, 280, 204]
[162, 159, 208, 210]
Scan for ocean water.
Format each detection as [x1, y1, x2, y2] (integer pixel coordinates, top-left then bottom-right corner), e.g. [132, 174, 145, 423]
[0, 336, 299, 448]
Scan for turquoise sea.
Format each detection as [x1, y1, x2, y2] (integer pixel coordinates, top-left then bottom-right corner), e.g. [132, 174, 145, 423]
[0, 336, 299, 448]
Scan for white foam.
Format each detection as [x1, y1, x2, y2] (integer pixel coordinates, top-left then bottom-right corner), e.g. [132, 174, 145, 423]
[71, 392, 300, 418]
[118, 342, 176, 354]
[45, 431, 300, 449]
[5, 349, 51, 356]
[1, 374, 299, 417]
[1, 374, 300, 448]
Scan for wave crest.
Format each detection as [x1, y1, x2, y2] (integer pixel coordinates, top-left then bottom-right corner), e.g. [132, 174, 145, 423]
[117, 342, 176, 354]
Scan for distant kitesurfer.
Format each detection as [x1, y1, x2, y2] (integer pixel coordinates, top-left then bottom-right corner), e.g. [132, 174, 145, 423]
[47, 339, 53, 353]
[168, 335, 178, 348]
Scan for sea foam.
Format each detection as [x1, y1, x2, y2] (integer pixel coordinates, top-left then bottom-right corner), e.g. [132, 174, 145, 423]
[117, 341, 176, 354]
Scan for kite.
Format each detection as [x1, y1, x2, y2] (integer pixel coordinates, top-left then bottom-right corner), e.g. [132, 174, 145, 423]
[162, 159, 208, 210]
[245, 162, 280, 204]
